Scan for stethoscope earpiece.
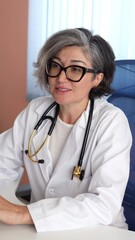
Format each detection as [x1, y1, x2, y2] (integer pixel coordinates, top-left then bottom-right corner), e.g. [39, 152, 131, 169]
[38, 159, 44, 164]
[25, 150, 28, 155]
[25, 150, 44, 164]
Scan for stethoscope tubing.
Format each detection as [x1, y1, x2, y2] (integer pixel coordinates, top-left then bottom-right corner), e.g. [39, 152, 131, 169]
[34, 101, 57, 130]
[77, 98, 94, 167]
[25, 101, 59, 162]
[25, 98, 94, 180]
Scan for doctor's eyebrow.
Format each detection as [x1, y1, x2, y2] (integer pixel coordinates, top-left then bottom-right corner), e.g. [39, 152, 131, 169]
[53, 57, 88, 66]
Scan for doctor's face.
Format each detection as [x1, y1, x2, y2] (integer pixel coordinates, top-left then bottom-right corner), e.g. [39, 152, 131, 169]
[47, 46, 102, 108]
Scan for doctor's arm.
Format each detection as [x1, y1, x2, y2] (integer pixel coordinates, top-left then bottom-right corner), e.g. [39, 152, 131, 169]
[0, 196, 33, 225]
[0, 103, 35, 225]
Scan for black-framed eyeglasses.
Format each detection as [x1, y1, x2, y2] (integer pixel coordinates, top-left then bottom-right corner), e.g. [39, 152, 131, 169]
[46, 60, 101, 82]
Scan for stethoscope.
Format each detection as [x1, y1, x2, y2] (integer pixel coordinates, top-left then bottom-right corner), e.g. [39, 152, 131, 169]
[25, 98, 94, 181]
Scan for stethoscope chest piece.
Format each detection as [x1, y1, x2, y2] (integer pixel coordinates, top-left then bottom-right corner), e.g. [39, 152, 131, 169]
[71, 166, 85, 181]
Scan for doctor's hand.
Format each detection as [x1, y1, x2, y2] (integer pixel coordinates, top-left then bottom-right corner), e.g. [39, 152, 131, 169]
[0, 196, 33, 225]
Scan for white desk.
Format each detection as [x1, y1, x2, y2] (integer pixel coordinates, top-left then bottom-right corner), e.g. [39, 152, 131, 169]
[0, 172, 135, 240]
[0, 223, 135, 240]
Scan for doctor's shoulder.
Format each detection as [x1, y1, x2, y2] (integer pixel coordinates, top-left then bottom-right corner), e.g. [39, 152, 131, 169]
[28, 96, 54, 112]
[12, 96, 54, 130]
[96, 97, 130, 126]
[23, 96, 54, 122]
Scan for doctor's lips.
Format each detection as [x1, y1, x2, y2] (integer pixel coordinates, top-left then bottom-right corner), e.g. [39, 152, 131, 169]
[55, 87, 72, 92]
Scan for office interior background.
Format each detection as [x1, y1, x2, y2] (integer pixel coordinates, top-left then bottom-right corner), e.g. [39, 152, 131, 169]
[0, 0, 134, 184]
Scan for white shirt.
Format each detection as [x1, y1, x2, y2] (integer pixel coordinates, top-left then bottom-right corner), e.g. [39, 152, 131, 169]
[0, 96, 132, 232]
[49, 116, 73, 168]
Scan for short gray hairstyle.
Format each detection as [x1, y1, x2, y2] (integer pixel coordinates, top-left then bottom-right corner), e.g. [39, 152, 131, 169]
[33, 28, 115, 98]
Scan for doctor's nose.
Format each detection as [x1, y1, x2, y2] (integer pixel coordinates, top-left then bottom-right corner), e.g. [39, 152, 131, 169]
[56, 70, 69, 82]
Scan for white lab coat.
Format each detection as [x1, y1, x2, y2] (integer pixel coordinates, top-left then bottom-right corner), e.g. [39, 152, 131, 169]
[0, 96, 132, 232]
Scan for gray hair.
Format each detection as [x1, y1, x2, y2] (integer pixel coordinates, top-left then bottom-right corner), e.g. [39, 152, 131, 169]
[33, 28, 115, 98]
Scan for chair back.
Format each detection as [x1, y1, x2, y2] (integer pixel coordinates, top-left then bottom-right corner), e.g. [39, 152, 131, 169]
[108, 59, 135, 231]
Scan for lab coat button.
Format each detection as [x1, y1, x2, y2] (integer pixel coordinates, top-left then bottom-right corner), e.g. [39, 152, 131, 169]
[49, 188, 55, 196]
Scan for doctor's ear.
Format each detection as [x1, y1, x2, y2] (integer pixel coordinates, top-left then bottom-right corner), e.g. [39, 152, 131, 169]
[94, 72, 104, 87]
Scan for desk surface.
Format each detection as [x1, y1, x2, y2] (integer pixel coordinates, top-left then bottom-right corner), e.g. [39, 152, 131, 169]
[0, 223, 135, 240]
[0, 173, 135, 240]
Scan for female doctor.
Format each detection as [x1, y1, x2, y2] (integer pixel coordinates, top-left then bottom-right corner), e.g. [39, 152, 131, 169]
[0, 28, 132, 232]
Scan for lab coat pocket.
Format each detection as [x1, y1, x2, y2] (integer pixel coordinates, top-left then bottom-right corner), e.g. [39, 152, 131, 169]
[69, 175, 92, 197]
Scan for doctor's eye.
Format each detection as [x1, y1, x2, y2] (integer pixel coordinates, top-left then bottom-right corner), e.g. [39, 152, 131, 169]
[46, 61, 61, 76]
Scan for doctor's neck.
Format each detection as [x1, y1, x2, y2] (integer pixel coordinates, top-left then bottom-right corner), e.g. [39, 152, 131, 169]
[58, 100, 89, 124]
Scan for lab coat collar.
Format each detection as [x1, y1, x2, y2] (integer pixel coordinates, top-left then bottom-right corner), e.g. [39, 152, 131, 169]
[33, 96, 103, 140]
[75, 98, 101, 131]
[35, 96, 55, 117]
[34, 96, 102, 131]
